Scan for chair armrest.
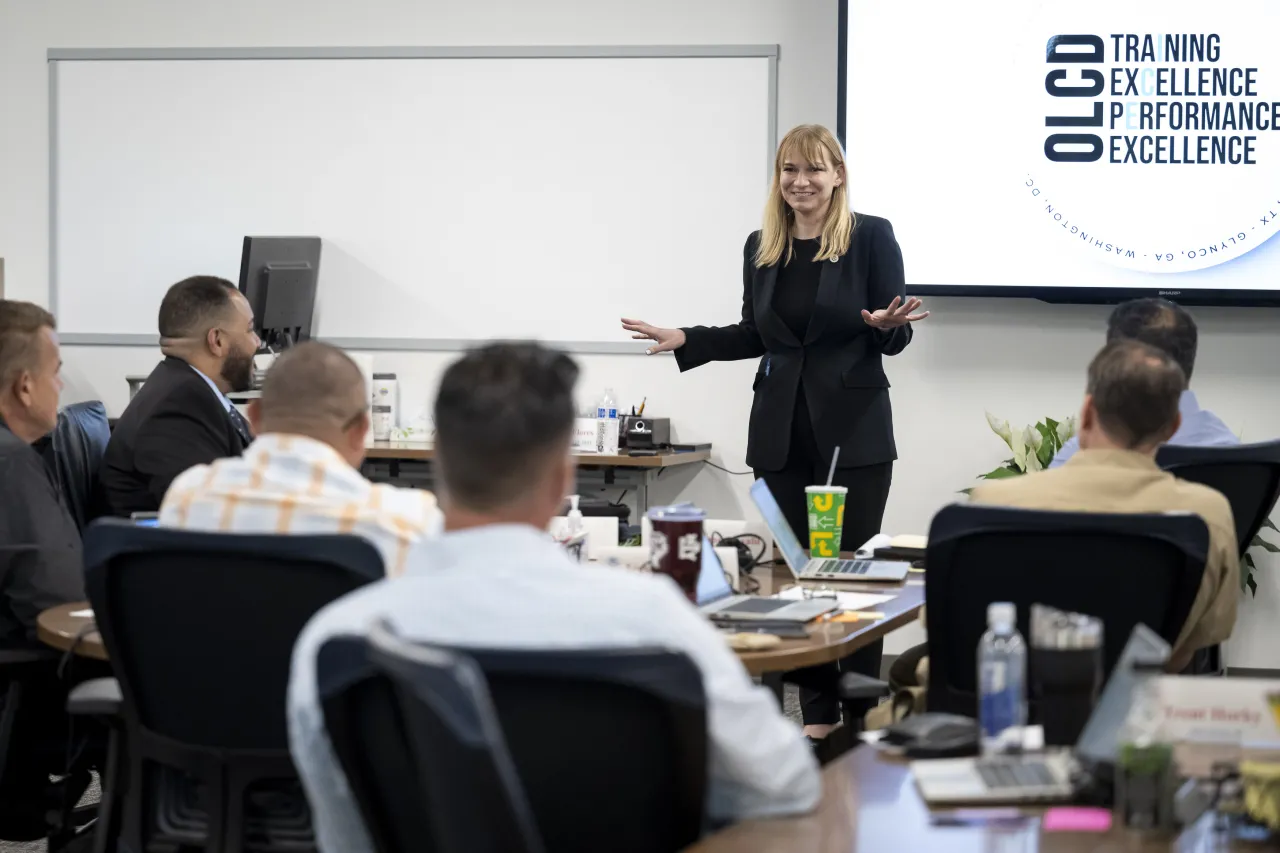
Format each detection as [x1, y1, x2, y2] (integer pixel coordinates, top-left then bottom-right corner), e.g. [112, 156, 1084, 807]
[67, 677, 122, 717]
[839, 672, 891, 702]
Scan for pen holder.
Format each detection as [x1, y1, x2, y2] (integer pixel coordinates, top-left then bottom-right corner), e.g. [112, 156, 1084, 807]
[1030, 646, 1102, 747]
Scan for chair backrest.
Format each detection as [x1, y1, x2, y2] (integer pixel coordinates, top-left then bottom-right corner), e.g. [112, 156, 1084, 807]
[49, 401, 111, 531]
[319, 629, 545, 853]
[319, 640, 707, 853]
[925, 504, 1208, 718]
[83, 519, 383, 749]
[1157, 440, 1280, 555]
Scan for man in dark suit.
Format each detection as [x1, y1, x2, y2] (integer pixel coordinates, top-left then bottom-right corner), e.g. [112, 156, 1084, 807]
[100, 276, 260, 516]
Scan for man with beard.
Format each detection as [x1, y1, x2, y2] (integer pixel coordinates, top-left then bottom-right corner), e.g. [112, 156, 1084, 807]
[100, 276, 261, 516]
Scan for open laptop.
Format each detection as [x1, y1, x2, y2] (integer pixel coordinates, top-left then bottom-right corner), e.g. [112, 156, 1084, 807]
[696, 537, 836, 623]
[748, 479, 910, 582]
[911, 624, 1172, 805]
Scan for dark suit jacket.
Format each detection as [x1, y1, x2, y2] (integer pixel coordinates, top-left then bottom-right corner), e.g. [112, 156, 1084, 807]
[675, 214, 912, 471]
[99, 357, 250, 517]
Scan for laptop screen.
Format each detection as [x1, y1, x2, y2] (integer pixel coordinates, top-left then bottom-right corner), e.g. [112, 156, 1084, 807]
[748, 479, 808, 572]
[696, 536, 735, 606]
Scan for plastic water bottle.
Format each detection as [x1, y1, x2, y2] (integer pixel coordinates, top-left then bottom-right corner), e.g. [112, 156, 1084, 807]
[978, 602, 1027, 754]
[595, 389, 620, 454]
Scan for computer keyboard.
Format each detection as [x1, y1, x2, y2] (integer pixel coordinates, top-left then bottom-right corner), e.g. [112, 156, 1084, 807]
[976, 760, 1057, 790]
[816, 559, 871, 575]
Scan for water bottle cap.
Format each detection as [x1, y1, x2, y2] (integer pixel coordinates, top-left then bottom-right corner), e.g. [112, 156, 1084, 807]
[646, 503, 705, 522]
[569, 495, 580, 512]
[988, 602, 1016, 628]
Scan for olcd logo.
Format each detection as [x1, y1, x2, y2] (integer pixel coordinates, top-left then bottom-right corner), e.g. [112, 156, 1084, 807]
[1021, 14, 1280, 274]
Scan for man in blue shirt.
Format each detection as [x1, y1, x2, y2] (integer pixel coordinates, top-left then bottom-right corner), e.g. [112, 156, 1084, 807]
[1051, 298, 1236, 468]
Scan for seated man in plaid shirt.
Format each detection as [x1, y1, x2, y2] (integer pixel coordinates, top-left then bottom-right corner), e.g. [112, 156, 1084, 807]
[159, 341, 440, 576]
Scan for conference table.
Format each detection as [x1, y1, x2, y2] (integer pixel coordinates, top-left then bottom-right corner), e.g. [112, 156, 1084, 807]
[734, 578, 924, 677]
[36, 576, 922, 672]
[685, 746, 1247, 852]
[362, 441, 711, 512]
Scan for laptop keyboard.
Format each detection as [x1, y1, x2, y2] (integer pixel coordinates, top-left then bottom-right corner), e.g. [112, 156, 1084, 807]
[814, 559, 872, 575]
[725, 598, 792, 614]
[976, 760, 1058, 790]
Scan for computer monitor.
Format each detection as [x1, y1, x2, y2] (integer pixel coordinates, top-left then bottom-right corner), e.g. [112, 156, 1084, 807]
[237, 236, 322, 351]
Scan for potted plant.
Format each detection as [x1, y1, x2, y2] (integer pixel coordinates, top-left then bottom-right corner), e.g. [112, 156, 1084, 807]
[974, 412, 1077, 482]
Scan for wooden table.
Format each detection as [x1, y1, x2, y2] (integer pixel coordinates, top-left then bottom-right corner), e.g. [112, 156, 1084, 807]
[685, 746, 1245, 852]
[734, 580, 924, 677]
[37, 602, 107, 661]
[36, 577, 922, 675]
[362, 442, 712, 512]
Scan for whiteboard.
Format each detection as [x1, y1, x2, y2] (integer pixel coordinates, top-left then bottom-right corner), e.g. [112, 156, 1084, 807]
[50, 48, 776, 348]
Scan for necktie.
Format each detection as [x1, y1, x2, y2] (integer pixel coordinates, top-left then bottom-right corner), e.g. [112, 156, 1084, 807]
[228, 406, 253, 447]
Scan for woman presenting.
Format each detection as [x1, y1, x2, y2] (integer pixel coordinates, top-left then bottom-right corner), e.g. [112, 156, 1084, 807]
[622, 124, 927, 739]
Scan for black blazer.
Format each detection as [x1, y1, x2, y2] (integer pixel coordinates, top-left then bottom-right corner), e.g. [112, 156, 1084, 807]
[675, 214, 911, 471]
[99, 356, 250, 517]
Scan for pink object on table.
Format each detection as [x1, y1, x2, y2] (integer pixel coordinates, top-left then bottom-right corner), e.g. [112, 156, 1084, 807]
[1042, 807, 1113, 832]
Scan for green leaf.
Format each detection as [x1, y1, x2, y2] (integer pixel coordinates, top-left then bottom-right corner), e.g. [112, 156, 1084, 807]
[1242, 552, 1256, 595]
[1043, 418, 1062, 454]
[1263, 518, 1280, 533]
[958, 487, 973, 496]
[1248, 574, 1258, 597]
[980, 466, 1022, 481]
[1035, 423, 1055, 468]
[1250, 535, 1280, 554]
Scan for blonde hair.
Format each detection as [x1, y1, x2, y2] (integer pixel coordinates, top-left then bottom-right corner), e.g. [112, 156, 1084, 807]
[755, 124, 854, 268]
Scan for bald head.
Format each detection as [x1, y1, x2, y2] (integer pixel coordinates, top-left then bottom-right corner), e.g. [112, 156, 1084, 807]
[250, 342, 370, 465]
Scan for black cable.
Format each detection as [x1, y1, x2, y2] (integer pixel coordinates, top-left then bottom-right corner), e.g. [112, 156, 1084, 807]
[703, 460, 753, 476]
[710, 531, 770, 595]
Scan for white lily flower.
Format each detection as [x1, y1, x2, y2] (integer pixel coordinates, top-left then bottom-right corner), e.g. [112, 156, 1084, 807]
[985, 411, 1013, 448]
[1009, 427, 1027, 471]
[1056, 415, 1077, 444]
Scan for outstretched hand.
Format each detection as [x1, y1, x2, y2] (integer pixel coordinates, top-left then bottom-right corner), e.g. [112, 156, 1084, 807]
[861, 296, 929, 329]
[621, 318, 687, 354]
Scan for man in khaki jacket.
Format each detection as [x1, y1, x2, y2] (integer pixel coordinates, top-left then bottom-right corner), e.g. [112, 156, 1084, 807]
[971, 338, 1239, 673]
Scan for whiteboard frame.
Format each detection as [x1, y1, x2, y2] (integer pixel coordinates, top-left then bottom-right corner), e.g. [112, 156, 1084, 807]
[48, 45, 780, 352]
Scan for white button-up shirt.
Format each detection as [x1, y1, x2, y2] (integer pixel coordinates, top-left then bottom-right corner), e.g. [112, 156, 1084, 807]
[287, 524, 820, 852]
[159, 433, 441, 576]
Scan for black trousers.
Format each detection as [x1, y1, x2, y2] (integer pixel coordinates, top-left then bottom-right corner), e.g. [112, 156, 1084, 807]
[755, 385, 893, 726]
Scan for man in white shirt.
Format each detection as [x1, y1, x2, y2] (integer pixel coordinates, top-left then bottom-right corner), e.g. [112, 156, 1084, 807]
[160, 341, 440, 576]
[288, 342, 819, 852]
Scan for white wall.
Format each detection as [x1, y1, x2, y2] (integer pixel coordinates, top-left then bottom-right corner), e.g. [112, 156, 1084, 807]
[3, 0, 1279, 667]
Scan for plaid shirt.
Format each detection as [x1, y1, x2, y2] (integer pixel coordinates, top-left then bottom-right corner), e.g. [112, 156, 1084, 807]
[159, 434, 440, 576]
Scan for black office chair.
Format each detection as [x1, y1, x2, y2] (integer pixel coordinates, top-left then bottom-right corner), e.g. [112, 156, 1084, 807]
[1157, 440, 1280, 672]
[924, 504, 1208, 719]
[319, 639, 707, 853]
[53, 401, 112, 532]
[72, 520, 384, 853]
[318, 628, 545, 853]
[1157, 440, 1280, 556]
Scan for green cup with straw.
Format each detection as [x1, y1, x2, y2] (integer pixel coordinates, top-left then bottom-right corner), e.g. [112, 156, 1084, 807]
[805, 447, 847, 558]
